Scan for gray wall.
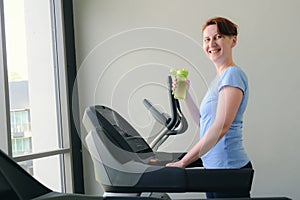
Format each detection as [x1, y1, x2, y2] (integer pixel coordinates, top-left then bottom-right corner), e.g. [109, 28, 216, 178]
[73, 0, 300, 199]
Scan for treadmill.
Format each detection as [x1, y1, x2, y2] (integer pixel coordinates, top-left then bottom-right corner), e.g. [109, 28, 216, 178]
[82, 76, 255, 199]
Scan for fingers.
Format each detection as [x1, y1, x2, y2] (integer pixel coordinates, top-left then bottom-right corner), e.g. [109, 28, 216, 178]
[172, 77, 177, 92]
[166, 162, 176, 167]
[166, 161, 184, 168]
[172, 77, 191, 92]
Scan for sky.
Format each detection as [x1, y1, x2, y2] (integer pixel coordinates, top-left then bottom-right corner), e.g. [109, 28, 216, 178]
[3, 0, 28, 80]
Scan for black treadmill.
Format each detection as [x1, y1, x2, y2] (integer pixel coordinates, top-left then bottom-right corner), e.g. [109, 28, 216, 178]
[82, 76, 255, 199]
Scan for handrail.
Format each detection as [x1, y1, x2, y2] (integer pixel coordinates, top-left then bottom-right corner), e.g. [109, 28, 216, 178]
[166, 76, 178, 130]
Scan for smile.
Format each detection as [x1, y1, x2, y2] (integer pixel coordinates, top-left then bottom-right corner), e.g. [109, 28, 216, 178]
[209, 49, 221, 54]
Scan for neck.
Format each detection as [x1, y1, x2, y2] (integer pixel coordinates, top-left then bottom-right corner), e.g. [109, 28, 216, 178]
[215, 60, 236, 75]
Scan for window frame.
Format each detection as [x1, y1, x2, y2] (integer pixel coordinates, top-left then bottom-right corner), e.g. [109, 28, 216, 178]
[0, 0, 11, 156]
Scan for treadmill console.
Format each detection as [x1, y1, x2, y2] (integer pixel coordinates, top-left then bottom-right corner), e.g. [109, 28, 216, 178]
[93, 105, 153, 154]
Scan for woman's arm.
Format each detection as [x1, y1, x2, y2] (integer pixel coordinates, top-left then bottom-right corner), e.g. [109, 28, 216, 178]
[183, 90, 201, 127]
[166, 86, 243, 168]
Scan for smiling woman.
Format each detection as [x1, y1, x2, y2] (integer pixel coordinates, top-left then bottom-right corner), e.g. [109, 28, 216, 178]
[202, 17, 238, 74]
[166, 17, 252, 199]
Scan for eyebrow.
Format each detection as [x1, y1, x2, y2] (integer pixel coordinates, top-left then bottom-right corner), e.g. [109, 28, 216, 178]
[203, 33, 221, 38]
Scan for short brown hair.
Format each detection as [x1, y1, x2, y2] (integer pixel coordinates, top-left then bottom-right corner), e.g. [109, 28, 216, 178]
[202, 17, 238, 36]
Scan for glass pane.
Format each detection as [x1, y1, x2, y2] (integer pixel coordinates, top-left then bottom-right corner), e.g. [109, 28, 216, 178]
[18, 154, 63, 192]
[3, 0, 66, 192]
[3, 0, 62, 157]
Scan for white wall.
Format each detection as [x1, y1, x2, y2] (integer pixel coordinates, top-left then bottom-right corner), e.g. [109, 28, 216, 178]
[73, 0, 300, 199]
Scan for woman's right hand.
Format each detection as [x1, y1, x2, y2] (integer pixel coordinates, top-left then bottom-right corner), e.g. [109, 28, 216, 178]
[166, 160, 185, 168]
[172, 77, 191, 95]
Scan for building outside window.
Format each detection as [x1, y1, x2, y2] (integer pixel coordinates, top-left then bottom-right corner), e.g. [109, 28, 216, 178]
[9, 81, 31, 156]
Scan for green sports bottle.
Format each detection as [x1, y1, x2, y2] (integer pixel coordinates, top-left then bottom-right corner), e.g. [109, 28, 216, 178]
[170, 69, 188, 99]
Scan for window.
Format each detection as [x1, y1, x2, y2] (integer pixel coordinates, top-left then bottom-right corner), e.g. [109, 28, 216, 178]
[0, 0, 75, 193]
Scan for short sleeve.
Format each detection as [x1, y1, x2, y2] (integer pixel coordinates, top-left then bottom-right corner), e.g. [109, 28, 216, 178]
[218, 67, 248, 94]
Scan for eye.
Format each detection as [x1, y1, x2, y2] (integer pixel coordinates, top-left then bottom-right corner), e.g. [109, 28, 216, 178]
[203, 38, 210, 43]
[216, 34, 223, 39]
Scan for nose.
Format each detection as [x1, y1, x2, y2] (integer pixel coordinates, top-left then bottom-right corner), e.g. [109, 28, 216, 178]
[209, 38, 216, 47]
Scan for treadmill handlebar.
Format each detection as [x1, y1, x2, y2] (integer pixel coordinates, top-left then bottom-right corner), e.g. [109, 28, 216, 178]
[167, 76, 178, 130]
[143, 99, 169, 126]
[143, 76, 184, 131]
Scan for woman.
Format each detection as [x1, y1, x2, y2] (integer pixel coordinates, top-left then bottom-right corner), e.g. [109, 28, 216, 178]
[166, 17, 252, 198]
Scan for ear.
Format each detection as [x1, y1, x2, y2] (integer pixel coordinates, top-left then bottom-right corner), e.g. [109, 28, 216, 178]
[231, 36, 237, 48]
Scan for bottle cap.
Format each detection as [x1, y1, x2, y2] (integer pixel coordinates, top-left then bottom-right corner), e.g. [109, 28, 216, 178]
[170, 69, 188, 77]
[177, 69, 188, 78]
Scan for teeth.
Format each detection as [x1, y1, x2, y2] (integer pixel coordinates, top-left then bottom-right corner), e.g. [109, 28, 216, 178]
[210, 49, 220, 54]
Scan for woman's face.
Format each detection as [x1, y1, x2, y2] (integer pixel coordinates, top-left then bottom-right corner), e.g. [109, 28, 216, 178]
[202, 24, 236, 65]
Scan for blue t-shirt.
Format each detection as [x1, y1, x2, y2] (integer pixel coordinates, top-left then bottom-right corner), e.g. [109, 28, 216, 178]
[199, 66, 249, 169]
